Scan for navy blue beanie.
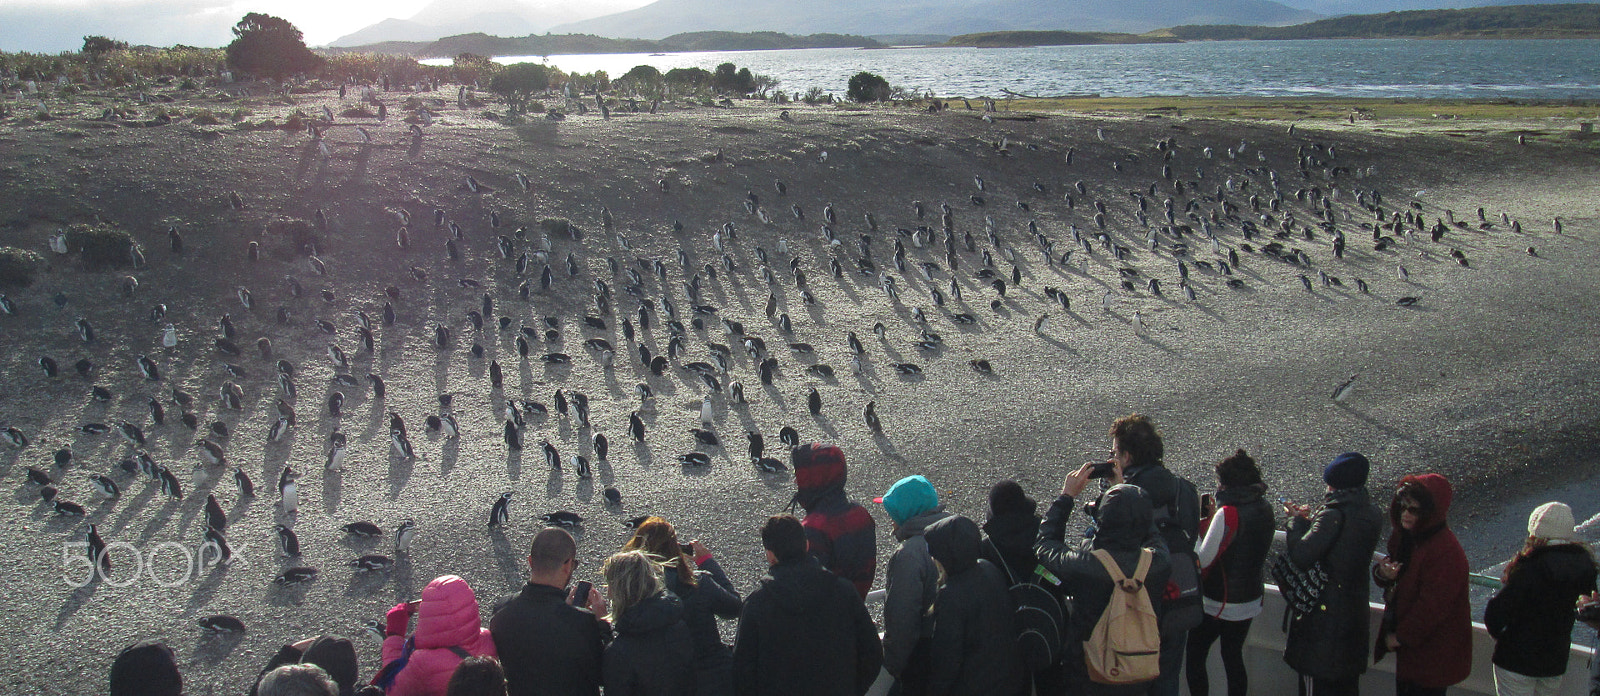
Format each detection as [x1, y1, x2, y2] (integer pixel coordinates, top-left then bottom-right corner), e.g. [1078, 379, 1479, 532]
[1323, 452, 1370, 489]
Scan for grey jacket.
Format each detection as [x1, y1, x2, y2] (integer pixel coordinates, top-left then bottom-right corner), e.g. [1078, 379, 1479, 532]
[1282, 486, 1383, 681]
[882, 508, 954, 677]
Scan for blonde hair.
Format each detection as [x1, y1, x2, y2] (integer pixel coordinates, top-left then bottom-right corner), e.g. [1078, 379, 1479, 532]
[603, 550, 662, 623]
[622, 516, 696, 587]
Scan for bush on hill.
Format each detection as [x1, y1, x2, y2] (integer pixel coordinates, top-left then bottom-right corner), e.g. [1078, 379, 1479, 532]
[64, 223, 136, 271]
[847, 71, 891, 103]
[225, 13, 325, 80]
[0, 247, 44, 288]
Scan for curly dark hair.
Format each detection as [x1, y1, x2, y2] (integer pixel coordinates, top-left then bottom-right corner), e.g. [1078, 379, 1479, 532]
[1216, 449, 1264, 489]
[1109, 414, 1164, 469]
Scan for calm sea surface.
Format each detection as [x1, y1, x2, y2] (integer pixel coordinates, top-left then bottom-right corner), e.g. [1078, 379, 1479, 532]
[432, 39, 1600, 99]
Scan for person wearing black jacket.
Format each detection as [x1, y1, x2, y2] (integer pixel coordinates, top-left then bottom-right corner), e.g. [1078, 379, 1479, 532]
[732, 514, 883, 696]
[924, 514, 1027, 696]
[601, 550, 696, 696]
[1485, 501, 1598, 695]
[1281, 452, 1383, 696]
[980, 480, 1042, 586]
[1103, 414, 1200, 696]
[1185, 450, 1275, 696]
[624, 517, 743, 696]
[490, 528, 611, 696]
[1036, 466, 1173, 696]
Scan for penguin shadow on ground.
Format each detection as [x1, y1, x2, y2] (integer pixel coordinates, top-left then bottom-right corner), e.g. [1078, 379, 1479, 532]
[346, 564, 393, 597]
[266, 571, 316, 607]
[192, 626, 247, 667]
[54, 580, 100, 629]
[761, 384, 789, 412]
[110, 483, 160, 532]
[437, 438, 460, 477]
[574, 475, 594, 504]
[345, 144, 374, 188]
[1332, 402, 1413, 442]
[322, 471, 341, 515]
[812, 413, 839, 440]
[487, 527, 525, 590]
[185, 562, 233, 618]
[871, 433, 905, 462]
[505, 449, 522, 482]
[387, 455, 414, 499]
[137, 497, 184, 543]
[546, 464, 563, 498]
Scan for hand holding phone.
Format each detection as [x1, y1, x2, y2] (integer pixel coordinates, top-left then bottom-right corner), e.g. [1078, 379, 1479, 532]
[570, 580, 593, 608]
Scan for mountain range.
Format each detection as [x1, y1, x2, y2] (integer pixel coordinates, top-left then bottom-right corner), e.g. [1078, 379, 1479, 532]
[329, 0, 1598, 47]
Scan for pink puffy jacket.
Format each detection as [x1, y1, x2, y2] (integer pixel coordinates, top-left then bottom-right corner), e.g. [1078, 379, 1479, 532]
[380, 575, 499, 696]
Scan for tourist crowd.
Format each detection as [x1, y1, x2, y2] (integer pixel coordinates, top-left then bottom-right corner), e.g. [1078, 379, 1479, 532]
[108, 415, 1600, 696]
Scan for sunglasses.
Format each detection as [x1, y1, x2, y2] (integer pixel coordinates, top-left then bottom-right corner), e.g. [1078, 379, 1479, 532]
[1399, 504, 1424, 514]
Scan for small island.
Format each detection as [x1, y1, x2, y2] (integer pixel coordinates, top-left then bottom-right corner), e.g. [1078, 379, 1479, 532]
[944, 30, 1181, 48]
[1161, 3, 1600, 40]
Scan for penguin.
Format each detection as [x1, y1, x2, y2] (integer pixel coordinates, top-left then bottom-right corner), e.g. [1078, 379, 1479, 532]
[593, 432, 609, 461]
[198, 615, 246, 634]
[779, 426, 800, 448]
[273, 567, 317, 586]
[488, 492, 512, 526]
[395, 519, 417, 553]
[542, 511, 583, 527]
[205, 494, 226, 531]
[278, 465, 297, 514]
[233, 467, 254, 498]
[573, 455, 591, 479]
[118, 422, 147, 447]
[353, 555, 395, 572]
[196, 439, 226, 467]
[543, 440, 560, 470]
[440, 413, 459, 439]
[54, 498, 87, 516]
[679, 452, 712, 466]
[87, 524, 109, 572]
[369, 373, 386, 398]
[268, 416, 291, 443]
[203, 527, 232, 565]
[503, 420, 522, 451]
[745, 430, 767, 462]
[864, 401, 883, 434]
[326, 432, 347, 471]
[137, 355, 161, 381]
[342, 521, 382, 538]
[1331, 375, 1359, 401]
[76, 317, 95, 343]
[629, 412, 646, 442]
[159, 467, 183, 499]
[276, 524, 300, 556]
[89, 474, 119, 498]
[328, 392, 344, 419]
[38, 356, 58, 378]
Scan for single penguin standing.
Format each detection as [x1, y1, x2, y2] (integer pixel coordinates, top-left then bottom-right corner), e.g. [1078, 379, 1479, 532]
[278, 465, 297, 514]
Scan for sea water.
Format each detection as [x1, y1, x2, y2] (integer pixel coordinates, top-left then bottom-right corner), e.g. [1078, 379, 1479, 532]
[435, 39, 1600, 100]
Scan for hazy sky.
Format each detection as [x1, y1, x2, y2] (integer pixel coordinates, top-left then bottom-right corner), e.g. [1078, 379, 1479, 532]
[0, 0, 440, 53]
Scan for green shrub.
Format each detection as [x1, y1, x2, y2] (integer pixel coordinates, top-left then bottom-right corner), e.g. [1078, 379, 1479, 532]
[489, 63, 550, 115]
[666, 67, 712, 90]
[225, 13, 325, 80]
[847, 71, 891, 103]
[82, 36, 129, 55]
[0, 247, 44, 287]
[64, 223, 135, 270]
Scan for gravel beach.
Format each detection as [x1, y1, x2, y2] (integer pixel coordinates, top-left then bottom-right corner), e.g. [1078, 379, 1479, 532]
[0, 87, 1596, 693]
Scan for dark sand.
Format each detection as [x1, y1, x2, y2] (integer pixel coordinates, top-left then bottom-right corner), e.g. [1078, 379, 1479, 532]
[0, 87, 1597, 693]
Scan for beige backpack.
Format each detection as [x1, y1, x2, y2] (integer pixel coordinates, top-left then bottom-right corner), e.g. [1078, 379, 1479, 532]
[1084, 548, 1162, 685]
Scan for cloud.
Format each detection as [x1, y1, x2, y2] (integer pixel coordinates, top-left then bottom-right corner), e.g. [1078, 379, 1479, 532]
[0, 0, 240, 52]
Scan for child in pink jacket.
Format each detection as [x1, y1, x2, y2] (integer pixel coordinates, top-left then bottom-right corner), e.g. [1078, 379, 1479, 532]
[380, 575, 499, 696]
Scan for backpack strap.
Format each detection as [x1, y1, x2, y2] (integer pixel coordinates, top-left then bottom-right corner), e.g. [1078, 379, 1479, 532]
[1091, 549, 1123, 583]
[447, 646, 471, 659]
[985, 537, 1019, 585]
[1131, 548, 1153, 584]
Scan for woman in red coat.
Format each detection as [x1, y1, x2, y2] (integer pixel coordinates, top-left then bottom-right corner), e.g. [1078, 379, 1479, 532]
[1373, 473, 1472, 696]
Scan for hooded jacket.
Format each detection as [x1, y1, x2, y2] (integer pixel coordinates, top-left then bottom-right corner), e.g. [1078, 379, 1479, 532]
[793, 444, 877, 598]
[381, 575, 498, 696]
[924, 515, 1027, 696]
[662, 556, 742, 695]
[981, 505, 1042, 586]
[731, 557, 883, 696]
[603, 592, 696, 696]
[1282, 486, 1383, 681]
[1486, 542, 1598, 677]
[883, 507, 956, 678]
[1373, 474, 1472, 687]
[1035, 485, 1172, 648]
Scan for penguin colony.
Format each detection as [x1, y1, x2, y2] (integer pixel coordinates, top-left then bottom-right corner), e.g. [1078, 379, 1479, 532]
[0, 92, 1571, 650]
